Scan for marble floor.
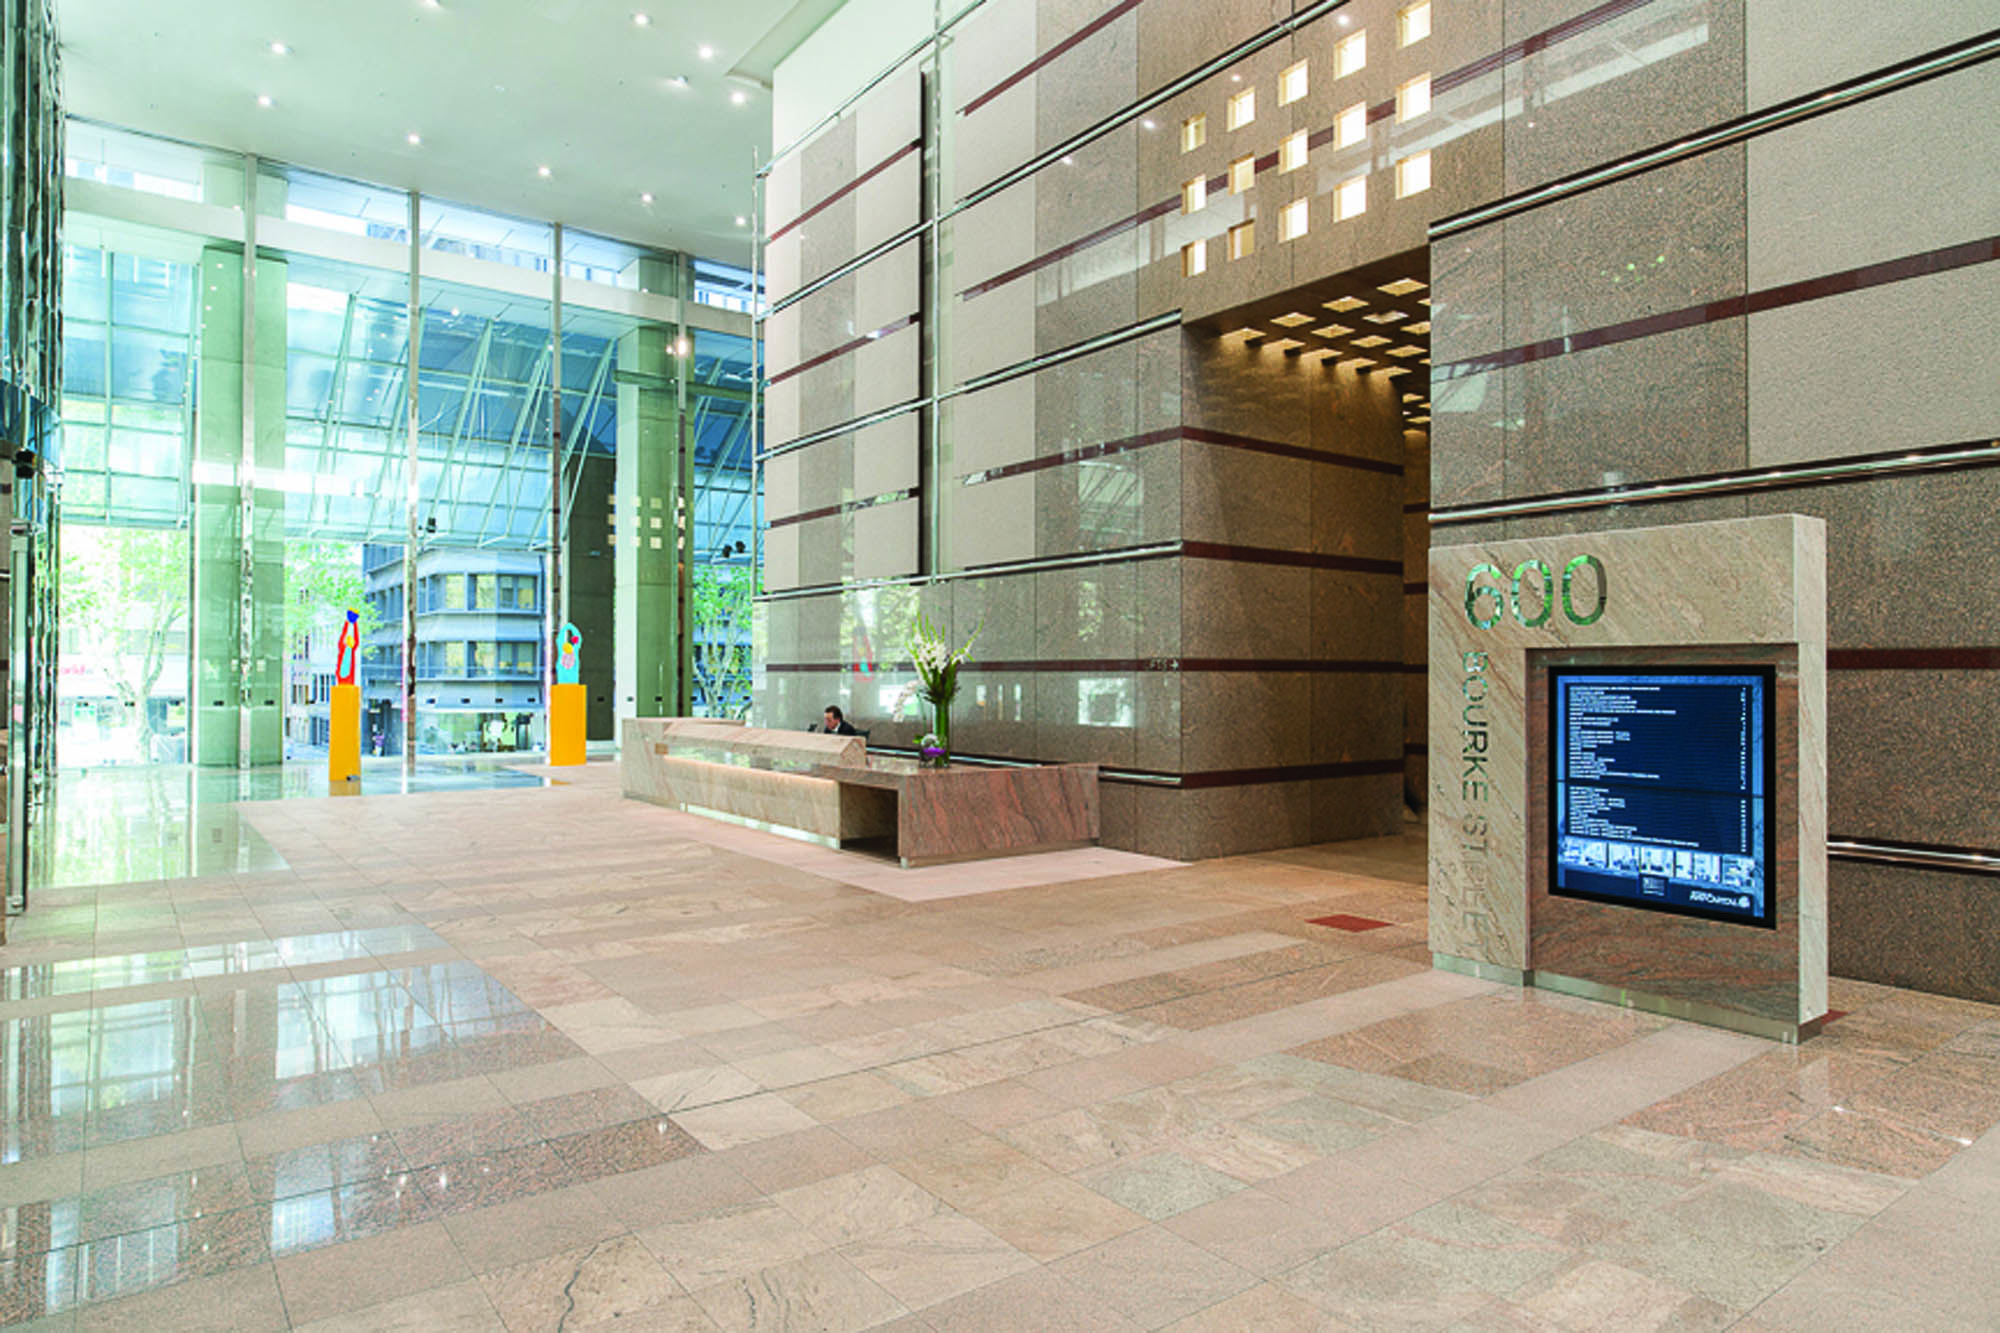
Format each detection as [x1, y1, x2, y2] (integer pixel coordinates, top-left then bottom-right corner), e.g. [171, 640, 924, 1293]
[0, 765, 1995, 1330]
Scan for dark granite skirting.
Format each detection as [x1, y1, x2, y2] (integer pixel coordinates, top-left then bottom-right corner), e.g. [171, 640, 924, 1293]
[1830, 861, 2000, 1005]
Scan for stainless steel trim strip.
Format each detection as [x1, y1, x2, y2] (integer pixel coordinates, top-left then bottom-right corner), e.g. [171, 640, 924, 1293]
[1829, 841, 2000, 876]
[759, 398, 924, 462]
[940, 311, 1182, 401]
[1429, 31, 2000, 241]
[758, 313, 1180, 460]
[762, 0, 1353, 319]
[1430, 440, 2000, 525]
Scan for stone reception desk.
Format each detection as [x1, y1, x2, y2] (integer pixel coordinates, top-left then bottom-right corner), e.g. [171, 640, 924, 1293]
[620, 719, 1099, 867]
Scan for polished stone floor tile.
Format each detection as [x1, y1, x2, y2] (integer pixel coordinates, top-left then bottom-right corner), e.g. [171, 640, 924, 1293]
[0, 772, 1989, 1327]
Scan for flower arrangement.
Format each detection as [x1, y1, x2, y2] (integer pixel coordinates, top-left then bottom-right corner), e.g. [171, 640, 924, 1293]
[908, 611, 978, 766]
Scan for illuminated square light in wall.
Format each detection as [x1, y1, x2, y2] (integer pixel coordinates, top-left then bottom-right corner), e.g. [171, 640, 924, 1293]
[1404, 319, 1431, 333]
[1335, 174, 1367, 220]
[1228, 87, 1256, 130]
[1397, 150, 1433, 197]
[1403, 391, 1423, 401]
[1228, 220, 1255, 260]
[1336, 102, 1367, 149]
[1181, 113, 1207, 152]
[1280, 197, 1310, 242]
[1353, 334, 1391, 348]
[1280, 130, 1308, 173]
[1324, 295, 1368, 311]
[1266, 337, 1302, 351]
[1337, 356, 1378, 370]
[1381, 365, 1412, 377]
[1400, 0, 1431, 46]
[1398, 74, 1431, 120]
[1279, 60, 1309, 105]
[1231, 327, 1264, 340]
[1182, 239, 1208, 276]
[1379, 277, 1427, 296]
[1388, 344, 1426, 357]
[1336, 30, 1367, 78]
[1407, 413, 1431, 424]
[1183, 176, 1207, 213]
[1229, 155, 1256, 194]
[1364, 309, 1407, 323]
[1271, 311, 1314, 326]
[1311, 324, 1352, 337]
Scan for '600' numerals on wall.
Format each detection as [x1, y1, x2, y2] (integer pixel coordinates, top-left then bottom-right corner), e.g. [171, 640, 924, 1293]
[1463, 556, 1606, 630]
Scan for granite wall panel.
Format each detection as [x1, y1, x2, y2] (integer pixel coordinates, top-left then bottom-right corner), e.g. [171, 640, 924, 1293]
[1829, 862, 2000, 1006]
[1502, 0, 1745, 194]
[1745, 0, 1995, 109]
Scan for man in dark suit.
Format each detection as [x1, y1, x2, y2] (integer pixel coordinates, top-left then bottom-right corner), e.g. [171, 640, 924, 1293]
[820, 705, 860, 736]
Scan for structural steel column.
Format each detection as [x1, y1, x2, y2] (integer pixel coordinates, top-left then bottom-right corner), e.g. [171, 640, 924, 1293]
[613, 254, 680, 722]
[192, 155, 285, 767]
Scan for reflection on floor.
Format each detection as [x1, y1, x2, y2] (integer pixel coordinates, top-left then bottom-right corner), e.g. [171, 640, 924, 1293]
[39, 761, 549, 889]
[0, 773, 1994, 1329]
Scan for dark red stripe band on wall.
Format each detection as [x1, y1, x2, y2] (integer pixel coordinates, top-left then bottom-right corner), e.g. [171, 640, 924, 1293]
[957, 198, 1177, 302]
[958, 426, 1404, 486]
[1828, 648, 2000, 670]
[1437, 236, 2000, 380]
[767, 313, 918, 386]
[1435, 0, 1657, 93]
[766, 487, 920, 530]
[1181, 542, 1403, 576]
[768, 140, 921, 243]
[960, 0, 1148, 117]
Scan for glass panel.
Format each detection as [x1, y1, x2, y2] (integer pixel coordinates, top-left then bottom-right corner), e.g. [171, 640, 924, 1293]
[56, 526, 191, 766]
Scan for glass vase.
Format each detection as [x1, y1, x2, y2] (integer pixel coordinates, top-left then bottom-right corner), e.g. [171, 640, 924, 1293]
[929, 698, 951, 768]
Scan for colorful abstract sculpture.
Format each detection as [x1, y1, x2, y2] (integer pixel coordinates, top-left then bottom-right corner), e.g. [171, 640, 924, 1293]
[329, 608, 363, 783]
[550, 622, 586, 766]
[335, 608, 361, 686]
[556, 622, 582, 685]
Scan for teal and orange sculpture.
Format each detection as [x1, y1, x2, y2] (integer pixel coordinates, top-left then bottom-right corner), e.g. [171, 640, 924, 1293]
[550, 622, 585, 765]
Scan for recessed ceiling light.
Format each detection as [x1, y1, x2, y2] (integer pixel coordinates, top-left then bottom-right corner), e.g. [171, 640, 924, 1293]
[1364, 310, 1408, 324]
[730, 90, 747, 105]
[537, 165, 552, 178]
[406, 132, 422, 146]
[1403, 320, 1431, 334]
[1324, 295, 1368, 312]
[1379, 277, 1427, 296]
[269, 41, 290, 55]
[666, 74, 688, 88]
[1353, 334, 1390, 348]
[1266, 338, 1302, 352]
[1389, 344, 1425, 357]
[1271, 312, 1313, 327]
[1141, 119, 1156, 130]
[698, 44, 714, 60]
[632, 12, 650, 25]
[1337, 356, 1377, 370]
[256, 94, 273, 108]
[1311, 325, 1351, 338]
[641, 192, 654, 204]
[734, 215, 747, 226]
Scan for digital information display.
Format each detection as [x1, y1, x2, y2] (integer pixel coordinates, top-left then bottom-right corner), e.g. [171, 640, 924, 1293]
[1550, 667, 1775, 928]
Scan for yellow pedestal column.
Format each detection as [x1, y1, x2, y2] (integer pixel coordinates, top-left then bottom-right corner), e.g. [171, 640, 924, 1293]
[329, 683, 361, 783]
[550, 683, 586, 766]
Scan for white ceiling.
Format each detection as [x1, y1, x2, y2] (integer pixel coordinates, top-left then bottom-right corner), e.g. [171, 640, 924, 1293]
[55, 0, 843, 267]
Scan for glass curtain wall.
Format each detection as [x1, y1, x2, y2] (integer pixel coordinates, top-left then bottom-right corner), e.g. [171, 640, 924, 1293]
[55, 121, 764, 778]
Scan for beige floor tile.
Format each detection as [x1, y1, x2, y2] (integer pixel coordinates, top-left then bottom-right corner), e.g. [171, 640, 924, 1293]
[962, 1178, 1149, 1268]
[772, 1165, 947, 1245]
[291, 1277, 502, 1331]
[73, 1263, 288, 1333]
[275, 1219, 473, 1325]
[477, 1234, 685, 1330]
[1050, 1225, 1260, 1327]
[1158, 1281, 1333, 1332]
[235, 1096, 384, 1160]
[688, 1251, 906, 1333]
[635, 1201, 829, 1291]
[670, 1094, 818, 1150]
[893, 1134, 1056, 1208]
[441, 1181, 625, 1275]
[80, 1123, 241, 1192]
[837, 1212, 1036, 1310]
[631, 1066, 763, 1115]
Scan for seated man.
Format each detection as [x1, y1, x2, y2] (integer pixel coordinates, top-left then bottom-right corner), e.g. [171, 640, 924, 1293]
[819, 705, 860, 736]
